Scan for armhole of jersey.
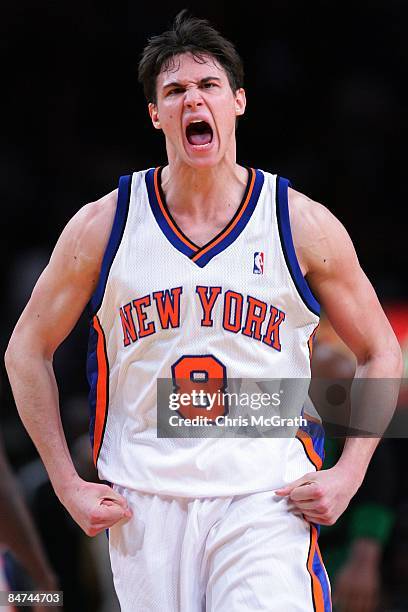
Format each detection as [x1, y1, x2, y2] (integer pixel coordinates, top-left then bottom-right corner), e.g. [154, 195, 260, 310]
[89, 174, 132, 314]
[275, 176, 320, 317]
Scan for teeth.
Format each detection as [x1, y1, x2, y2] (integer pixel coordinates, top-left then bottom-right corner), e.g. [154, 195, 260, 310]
[190, 119, 204, 124]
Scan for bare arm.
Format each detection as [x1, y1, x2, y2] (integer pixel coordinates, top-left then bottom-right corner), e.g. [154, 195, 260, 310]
[5, 190, 131, 535]
[276, 189, 402, 523]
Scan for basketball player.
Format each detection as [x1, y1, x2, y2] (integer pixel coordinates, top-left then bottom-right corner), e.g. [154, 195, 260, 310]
[5, 11, 402, 611]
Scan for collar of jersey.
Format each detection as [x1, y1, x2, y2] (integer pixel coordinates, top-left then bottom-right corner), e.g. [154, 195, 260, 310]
[145, 166, 264, 268]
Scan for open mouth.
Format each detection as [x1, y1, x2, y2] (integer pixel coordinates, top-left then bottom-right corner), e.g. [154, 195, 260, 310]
[186, 121, 213, 146]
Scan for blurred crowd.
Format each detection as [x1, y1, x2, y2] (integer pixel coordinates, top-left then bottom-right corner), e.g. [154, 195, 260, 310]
[313, 316, 408, 612]
[1, 1, 407, 610]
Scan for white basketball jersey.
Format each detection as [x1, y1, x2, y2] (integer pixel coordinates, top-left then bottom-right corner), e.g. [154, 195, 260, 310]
[87, 167, 323, 496]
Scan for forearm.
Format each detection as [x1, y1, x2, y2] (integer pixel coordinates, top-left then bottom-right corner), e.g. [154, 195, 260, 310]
[5, 345, 81, 500]
[336, 351, 402, 489]
[335, 438, 380, 490]
[5, 346, 132, 537]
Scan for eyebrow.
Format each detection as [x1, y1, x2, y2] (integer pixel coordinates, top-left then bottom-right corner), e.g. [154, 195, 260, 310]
[162, 76, 222, 90]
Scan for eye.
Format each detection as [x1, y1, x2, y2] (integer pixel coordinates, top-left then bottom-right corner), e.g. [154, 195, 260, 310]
[167, 87, 184, 96]
[203, 82, 217, 89]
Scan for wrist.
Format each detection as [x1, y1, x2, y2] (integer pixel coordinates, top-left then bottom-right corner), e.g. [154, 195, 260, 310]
[335, 437, 380, 491]
[53, 471, 84, 504]
[332, 461, 364, 495]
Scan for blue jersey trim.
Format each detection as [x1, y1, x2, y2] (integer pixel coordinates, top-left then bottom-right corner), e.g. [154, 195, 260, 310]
[145, 167, 264, 267]
[276, 177, 320, 317]
[300, 413, 325, 466]
[312, 548, 331, 611]
[86, 317, 110, 464]
[90, 174, 132, 314]
[145, 168, 196, 258]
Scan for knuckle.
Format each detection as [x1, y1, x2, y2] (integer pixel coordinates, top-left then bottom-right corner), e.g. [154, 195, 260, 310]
[88, 527, 99, 537]
[84, 525, 94, 536]
[306, 516, 319, 525]
[313, 486, 324, 499]
[89, 510, 101, 523]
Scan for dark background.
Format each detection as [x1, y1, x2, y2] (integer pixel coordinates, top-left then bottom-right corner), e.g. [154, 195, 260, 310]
[1, 0, 407, 300]
[0, 1, 407, 609]
[3, 0, 406, 421]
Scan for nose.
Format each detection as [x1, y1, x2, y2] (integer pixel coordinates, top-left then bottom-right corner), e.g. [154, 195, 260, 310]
[184, 86, 203, 110]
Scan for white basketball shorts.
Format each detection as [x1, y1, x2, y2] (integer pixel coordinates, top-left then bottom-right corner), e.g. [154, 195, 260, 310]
[108, 487, 331, 611]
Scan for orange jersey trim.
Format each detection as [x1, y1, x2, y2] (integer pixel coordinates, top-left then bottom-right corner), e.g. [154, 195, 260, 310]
[92, 315, 109, 466]
[308, 323, 320, 361]
[303, 412, 322, 425]
[296, 429, 323, 470]
[153, 168, 199, 252]
[307, 525, 326, 611]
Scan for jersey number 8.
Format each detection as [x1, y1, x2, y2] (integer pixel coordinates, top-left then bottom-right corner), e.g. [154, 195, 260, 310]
[171, 355, 228, 421]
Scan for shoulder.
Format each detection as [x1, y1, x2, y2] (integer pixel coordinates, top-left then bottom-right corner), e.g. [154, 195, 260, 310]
[287, 187, 357, 277]
[67, 189, 118, 246]
[288, 187, 335, 239]
[49, 189, 118, 280]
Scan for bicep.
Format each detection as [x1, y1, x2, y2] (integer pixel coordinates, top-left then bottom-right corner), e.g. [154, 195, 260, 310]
[304, 211, 395, 364]
[13, 259, 95, 359]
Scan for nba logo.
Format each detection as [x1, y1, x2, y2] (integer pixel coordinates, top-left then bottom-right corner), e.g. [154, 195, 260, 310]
[253, 252, 264, 274]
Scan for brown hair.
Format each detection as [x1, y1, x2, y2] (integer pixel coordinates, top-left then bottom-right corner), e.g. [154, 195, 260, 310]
[138, 10, 244, 103]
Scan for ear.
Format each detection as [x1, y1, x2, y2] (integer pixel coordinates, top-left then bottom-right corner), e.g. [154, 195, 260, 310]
[235, 88, 246, 117]
[148, 103, 161, 130]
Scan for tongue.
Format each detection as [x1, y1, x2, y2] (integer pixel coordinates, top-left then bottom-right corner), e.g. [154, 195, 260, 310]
[189, 132, 212, 146]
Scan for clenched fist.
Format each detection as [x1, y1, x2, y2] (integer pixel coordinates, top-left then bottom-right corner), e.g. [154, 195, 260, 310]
[58, 477, 132, 536]
[275, 465, 360, 525]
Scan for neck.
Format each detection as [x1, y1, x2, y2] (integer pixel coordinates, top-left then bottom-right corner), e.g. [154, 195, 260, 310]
[161, 159, 248, 220]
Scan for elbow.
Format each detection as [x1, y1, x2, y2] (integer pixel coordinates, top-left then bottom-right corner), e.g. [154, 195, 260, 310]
[386, 330, 404, 378]
[358, 335, 403, 379]
[377, 338, 403, 379]
[4, 330, 27, 377]
[5, 330, 53, 376]
[392, 342, 404, 379]
[4, 338, 18, 377]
